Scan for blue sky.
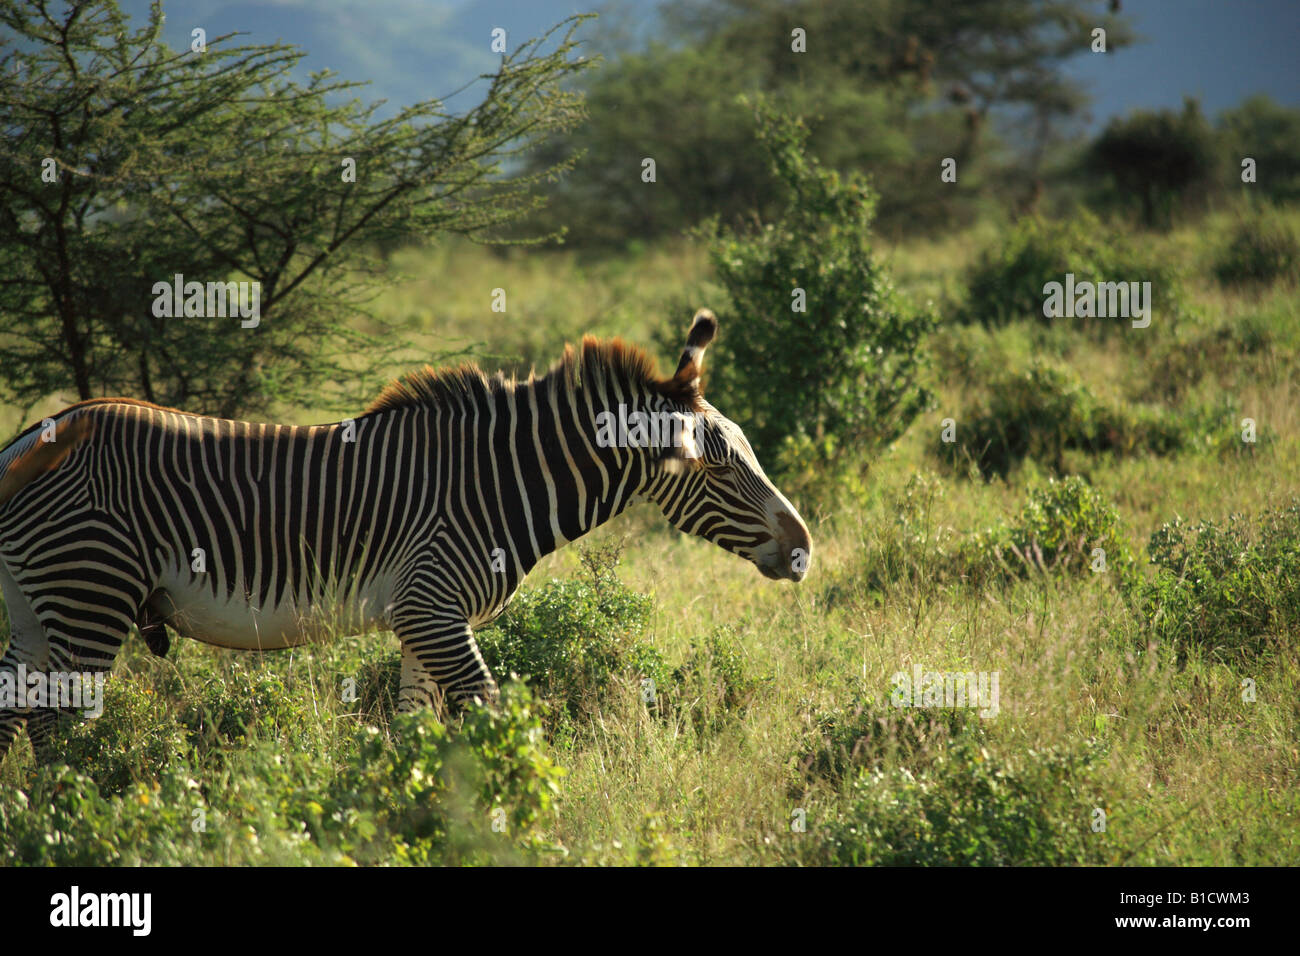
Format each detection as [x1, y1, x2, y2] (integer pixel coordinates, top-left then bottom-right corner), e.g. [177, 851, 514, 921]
[119, 0, 1299, 126]
[1063, 0, 1300, 128]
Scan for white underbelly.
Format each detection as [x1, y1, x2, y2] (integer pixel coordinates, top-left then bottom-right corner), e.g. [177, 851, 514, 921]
[152, 570, 391, 650]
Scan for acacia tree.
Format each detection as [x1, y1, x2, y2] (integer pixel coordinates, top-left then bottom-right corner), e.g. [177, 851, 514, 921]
[1086, 99, 1219, 229]
[0, 0, 593, 420]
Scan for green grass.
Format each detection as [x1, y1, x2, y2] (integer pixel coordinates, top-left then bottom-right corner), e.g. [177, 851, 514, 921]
[1, 207, 1297, 865]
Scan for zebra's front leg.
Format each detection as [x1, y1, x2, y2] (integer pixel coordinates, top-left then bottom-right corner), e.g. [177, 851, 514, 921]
[392, 611, 499, 717]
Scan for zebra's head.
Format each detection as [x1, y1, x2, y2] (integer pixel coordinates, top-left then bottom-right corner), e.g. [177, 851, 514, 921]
[642, 310, 812, 583]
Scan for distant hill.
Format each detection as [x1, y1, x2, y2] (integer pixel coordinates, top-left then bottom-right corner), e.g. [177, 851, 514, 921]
[115, 0, 1298, 126]
[119, 0, 608, 112]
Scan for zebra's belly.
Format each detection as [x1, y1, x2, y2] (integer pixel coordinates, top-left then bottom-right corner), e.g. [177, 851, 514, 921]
[151, 570, 390, 650]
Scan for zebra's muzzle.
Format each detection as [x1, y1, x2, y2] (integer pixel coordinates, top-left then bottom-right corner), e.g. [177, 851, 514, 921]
[754, 510, 812, 582]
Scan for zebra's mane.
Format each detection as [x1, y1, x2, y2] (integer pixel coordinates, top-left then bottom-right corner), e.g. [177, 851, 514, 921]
[365, 336, 702, 416]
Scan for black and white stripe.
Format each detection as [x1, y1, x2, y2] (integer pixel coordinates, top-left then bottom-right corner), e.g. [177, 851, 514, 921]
[0, 312, 810, 760]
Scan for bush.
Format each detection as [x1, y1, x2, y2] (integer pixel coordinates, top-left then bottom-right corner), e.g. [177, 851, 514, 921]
[353, 653, 403, 724]
[804, 738, 1112, 866]
[178, 668, 320, 763]
[955, 477, 1136, 588]
[1216, 95, 1300, 204]
[42, 660, 345, 792]
[0, 682, 563, 866]
[1129, 502, 1300, 660]
[1213, 212, 1300, 286]
[794, 695, 977, 791]
[477, 544, 665, 722]
[704, 99, 934, 474]
[823, 474, 1134, 598]
[960, 211, 1182, 328]
[0, 761, 216, 866]
[45, 678, 190, 797]
[314, 686, 564, 864]
[1134, 313, 1279, 402]
[665, 625, 764, 737]
[936, 361, 1194, 478]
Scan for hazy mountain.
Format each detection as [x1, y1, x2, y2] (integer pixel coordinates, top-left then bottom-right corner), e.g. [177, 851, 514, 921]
[116, 0, 1299, 125]
[119, 0, 616, 111]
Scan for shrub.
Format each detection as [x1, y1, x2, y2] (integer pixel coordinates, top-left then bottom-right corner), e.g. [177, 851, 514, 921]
[1213, 212, 1299, 286]
[804, 738, 1112, 866]
[794, 695, 977, 791]
[0, 682, 563, 866]
[665, 625, 764, 737]
[315, 685, 564, 864]
[960, 210, 1182, 328]
[955, 477, 1136, 588]
[178, 668, 320, 762]
[1216, 95, 1300, 204]
[935, 361, 1201, 478]
[44, 678, 190, 796]
[353, 653, 403, 724]
[1129, 502, 1300, 660]
[819, 471, 956, 606]
[572, 812, 686, 867]
[704, 99, 934, 474]
[0, 762, 215, 866]
[824, 475, 1134, 598]
[1134, 313, 1278, 402]
[477, 544, 664, 721]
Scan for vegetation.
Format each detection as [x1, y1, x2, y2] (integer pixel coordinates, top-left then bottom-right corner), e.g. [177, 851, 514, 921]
[1128, 502, 1300, 661]
[476, 544, 665, 726]
[804, 738, 1111, 866]
[954, 476, 1137, 588]
[1213, 207, 1300, 286]
[933, 361, 1215, 478]
[960, 211, 1184, 328]
[1086, 99, 1219, 228]
[702, 101, 933, 472]
[0, 1, 591, 418]
[3, 202, 1296, 865]
[526, 0, 1136, 242]
[0, 0, 1297, 867]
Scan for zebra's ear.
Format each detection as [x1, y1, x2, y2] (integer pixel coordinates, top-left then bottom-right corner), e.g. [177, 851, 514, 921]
[666, 308, 717, 401]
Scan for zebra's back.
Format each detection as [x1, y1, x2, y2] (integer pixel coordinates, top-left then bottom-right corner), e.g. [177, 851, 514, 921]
[1, 400, 439, 649]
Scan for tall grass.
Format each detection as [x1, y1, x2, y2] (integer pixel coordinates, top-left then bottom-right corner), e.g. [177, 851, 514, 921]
[0, 208, 1297, 864]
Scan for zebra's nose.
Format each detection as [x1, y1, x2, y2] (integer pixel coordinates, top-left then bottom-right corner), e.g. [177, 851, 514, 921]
[775, 511, 811, 582]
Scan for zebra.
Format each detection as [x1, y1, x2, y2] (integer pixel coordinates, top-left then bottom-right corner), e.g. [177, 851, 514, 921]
[0, 309, 811, 761]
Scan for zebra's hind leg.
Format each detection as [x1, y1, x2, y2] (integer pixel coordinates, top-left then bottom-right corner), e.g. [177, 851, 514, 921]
[26, 620, 135, 766]
[390, 610, 500, 718]
[0, 560, 48, 763]
[0, 648, 38, 761]
[23, 561, 149, 766]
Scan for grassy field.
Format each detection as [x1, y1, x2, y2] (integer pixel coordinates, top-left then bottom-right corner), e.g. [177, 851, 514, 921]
[0, 206, 1296, 865]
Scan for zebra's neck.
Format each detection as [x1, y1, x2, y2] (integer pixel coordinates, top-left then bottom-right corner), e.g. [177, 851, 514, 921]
[510, 368, 663, 567]
[408, 365, 665, 582]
